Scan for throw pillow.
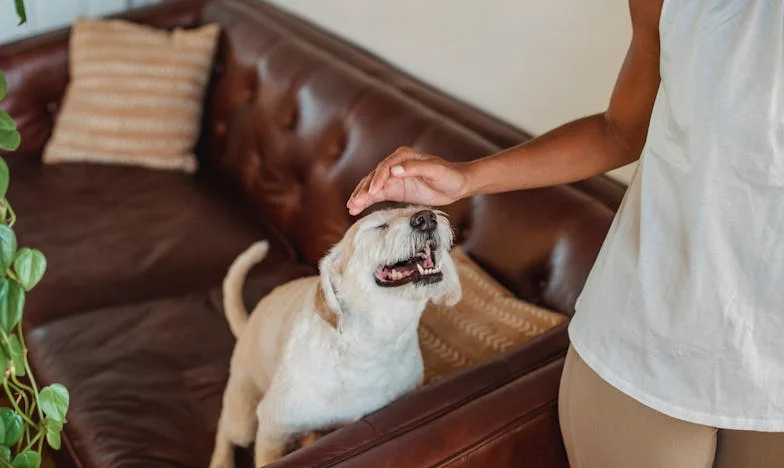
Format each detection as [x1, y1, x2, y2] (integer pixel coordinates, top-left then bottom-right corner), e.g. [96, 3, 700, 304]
[42, 18, 220, 173]
[419, 247, 568, 384]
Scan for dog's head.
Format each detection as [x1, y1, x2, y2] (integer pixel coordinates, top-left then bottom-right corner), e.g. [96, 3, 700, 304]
[317, 206, 462, 328]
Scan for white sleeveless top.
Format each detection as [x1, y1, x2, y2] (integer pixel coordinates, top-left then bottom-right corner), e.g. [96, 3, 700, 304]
[569, 0, 784, 431]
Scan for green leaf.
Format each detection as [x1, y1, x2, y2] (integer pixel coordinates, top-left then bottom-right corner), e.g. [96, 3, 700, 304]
[0, 409, 23, 447]
[0, 73, 6, 101]
[0, 446, 9, 463]
[6, 335, 23, 377]
[0, 280, 24, 332]
[11, 450, 39, 468]
[0, 157, 8, 200]
[45, 418, 62, 450]
[0, 111, 14, 132]
[13, 1, 26, 27]
[0, 130, 20, 152]
[0, 418, 5, 449]
[0, 225, 16, 273]
[40, 384, 69, 424]
[13, 249, 45, 291]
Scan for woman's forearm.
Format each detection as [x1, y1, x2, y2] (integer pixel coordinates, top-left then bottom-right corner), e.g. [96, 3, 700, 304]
[464, 113, 642, 196]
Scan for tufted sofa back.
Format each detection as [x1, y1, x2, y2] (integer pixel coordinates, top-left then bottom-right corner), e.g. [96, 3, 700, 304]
[197, 0, 618, 315]
[0, 0, 619, 315]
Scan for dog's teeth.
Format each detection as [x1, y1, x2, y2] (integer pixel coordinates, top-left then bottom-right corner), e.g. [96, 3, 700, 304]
[416, 264, 425, 274]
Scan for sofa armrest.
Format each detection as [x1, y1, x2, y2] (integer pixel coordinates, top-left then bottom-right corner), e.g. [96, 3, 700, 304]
[0, 30, 69, 156]
[268, 324, 570, 468]
[0, 0, 206, 156]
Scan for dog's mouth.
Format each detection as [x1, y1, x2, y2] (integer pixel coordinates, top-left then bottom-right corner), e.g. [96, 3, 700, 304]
[374, 240, 443, 287]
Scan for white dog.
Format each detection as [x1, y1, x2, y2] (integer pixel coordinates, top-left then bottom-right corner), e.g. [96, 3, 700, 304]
[210, 206, 462, 467]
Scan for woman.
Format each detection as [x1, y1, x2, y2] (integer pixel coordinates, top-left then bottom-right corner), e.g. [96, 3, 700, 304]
[346, 0, 784, 466]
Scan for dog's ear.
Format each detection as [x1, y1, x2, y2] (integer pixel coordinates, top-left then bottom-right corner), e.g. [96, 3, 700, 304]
[432, 254, 462, 307]
[316, 245, 344, 330]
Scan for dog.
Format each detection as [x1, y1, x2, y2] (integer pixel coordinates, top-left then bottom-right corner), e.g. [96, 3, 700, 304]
[209, 206, 462, 467]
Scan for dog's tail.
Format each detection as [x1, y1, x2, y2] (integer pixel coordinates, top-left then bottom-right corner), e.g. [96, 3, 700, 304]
[223, 241, 269, 338]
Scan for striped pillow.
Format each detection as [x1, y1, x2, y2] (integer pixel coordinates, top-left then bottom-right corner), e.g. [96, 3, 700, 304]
[42, 18, 220, 173]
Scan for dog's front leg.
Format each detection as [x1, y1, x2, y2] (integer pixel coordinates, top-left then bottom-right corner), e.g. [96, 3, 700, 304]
[254, 400, 291, 467]
[254, 424, 289, 467]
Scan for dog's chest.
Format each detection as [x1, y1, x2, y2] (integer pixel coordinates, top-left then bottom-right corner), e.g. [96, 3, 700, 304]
[283, 333, 422, 426]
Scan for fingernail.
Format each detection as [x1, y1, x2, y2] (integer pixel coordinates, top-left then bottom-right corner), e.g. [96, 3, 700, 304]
[391, 165, 404, 176]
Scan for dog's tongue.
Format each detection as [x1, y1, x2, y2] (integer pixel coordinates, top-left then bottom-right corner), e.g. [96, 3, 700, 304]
[376, 263, 417, 282]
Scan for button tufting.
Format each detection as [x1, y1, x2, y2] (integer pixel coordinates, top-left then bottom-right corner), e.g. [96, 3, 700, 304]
[281, 103, 299, 130]
[215, 121, 227, 136]
[326, 131, 347, 161]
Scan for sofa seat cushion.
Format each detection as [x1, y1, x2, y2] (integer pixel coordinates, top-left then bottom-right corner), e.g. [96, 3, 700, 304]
[27, 261, 314, 468]
[6, 154, 296, 326]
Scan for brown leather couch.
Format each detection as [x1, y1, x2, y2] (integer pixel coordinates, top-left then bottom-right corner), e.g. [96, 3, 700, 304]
[0, 0, 625, 466]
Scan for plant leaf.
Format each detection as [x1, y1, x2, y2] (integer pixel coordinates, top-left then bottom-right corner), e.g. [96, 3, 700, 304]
[0, 279, 8, 324]
[0, 130, 20, 152]
[0, 73, 6, 101]
[0, 225, 16, 273]
[0, 111, 14, 132]
[0, 445, 9, 463]
[13, 249, 45, 291]
[39, 384, 69, 423]
[0, 157, 8, 200]
[11, 450, 39, 468]
[0, 280, 24, 332]
[45, 418, 62, 450]
[0, 409, 22, 447]
[13, 0, 26, 26]
[0, 419, 5, 449]
[6, 335, 23, 377]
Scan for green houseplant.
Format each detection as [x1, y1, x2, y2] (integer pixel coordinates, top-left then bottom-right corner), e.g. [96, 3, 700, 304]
[0, 2, 70, 467]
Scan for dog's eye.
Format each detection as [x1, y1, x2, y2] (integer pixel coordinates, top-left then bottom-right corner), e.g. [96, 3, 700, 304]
[376, 223, 389, 231]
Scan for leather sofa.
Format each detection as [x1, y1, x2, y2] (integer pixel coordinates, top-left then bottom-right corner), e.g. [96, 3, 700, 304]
[0, 0, 625, 466]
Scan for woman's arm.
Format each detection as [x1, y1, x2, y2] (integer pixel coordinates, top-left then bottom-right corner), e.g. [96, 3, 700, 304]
[466, 0, 663, 195]
[347, 0, 663, 215]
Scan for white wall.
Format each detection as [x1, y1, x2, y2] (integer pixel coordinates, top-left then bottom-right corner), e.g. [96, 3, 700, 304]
[0, 0, 159, 44]
[267, 0, 637, 184]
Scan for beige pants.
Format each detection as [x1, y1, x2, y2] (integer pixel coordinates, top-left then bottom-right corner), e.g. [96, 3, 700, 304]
[558, 346, 784, 468]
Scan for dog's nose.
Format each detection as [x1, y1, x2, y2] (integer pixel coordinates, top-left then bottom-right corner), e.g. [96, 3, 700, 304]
[410, 210, 437, 232]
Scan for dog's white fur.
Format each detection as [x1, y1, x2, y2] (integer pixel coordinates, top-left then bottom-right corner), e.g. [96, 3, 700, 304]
[210, 206, 462, 467]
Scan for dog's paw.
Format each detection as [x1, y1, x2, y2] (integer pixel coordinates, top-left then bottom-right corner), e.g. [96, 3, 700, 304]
[299, 431, 321, 447]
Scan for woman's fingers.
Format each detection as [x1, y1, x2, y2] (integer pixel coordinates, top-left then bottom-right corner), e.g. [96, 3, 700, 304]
[369, 147, 424, 194]
[349, 173, 372, 203]
[347, 174, 375, 215]
[392, 159, 443, 180]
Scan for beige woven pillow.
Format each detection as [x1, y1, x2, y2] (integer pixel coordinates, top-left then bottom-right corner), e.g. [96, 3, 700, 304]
[419, 247, 568, 383]
[42, 18, 220, 173]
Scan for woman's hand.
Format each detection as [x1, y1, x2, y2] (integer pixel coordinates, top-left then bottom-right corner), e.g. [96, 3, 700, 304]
[346, 147, 472, 215]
